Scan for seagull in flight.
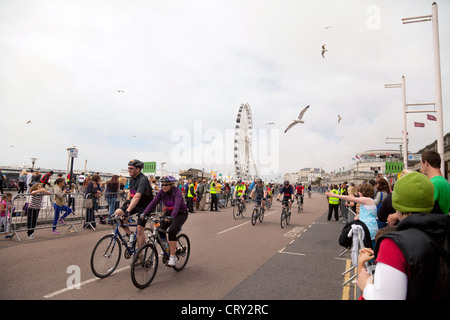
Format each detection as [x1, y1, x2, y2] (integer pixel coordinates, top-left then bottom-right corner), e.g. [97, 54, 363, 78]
[26, 120, 32, 124]
[324, 26, 332, 29]
[321, 44, 327, 58]
[338, 115, 342, 123]
[117, 90, 125, 93]
[266, 122, 275, 125]
[284, 105, 310, 133]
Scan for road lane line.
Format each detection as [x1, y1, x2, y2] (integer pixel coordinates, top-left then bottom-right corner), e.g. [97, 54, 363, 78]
[216, 210, 276, 235]
[217, 221, 250, 234]
[43, 266, 130, 299]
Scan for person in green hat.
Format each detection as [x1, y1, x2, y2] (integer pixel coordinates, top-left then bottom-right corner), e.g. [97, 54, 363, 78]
[421, 150, 450, 215]
[357, 171, 450, 300]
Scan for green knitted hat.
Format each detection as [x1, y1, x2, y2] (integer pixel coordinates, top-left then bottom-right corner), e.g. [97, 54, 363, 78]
[392, 171, 435, 213]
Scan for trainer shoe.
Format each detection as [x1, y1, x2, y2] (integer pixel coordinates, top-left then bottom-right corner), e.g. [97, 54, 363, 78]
[27, 234, 35, 240]
[52, 230, 61, 235]
[167, 256, 177, 267]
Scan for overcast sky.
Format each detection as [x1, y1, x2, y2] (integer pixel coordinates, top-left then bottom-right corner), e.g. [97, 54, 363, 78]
[1, 0, 449, 178]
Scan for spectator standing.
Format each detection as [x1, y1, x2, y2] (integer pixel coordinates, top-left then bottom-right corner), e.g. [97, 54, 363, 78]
[326, 185, 340, 221]
[18, 169, 27, 194]
[32, 170, 41, 186]
[186, 178, 195, 213]
[27, 183, 51, 239]
[421, 150, 450, 215]
[374, 178, 391, 228]
[196, 179, 205, 211]
[84, 174, 102, 229]
[105, 175, 120, 220]
[78, 172, 85, 187]
[52, 178, 72, 234]
[210, 178, 219, 212]
[326, 183, 378, 247]
[26, 169, 33, 193]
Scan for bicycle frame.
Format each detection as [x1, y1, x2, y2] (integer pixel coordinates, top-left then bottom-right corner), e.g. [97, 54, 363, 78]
[144, 214, 177, 263]
[110, 217, 139, 257]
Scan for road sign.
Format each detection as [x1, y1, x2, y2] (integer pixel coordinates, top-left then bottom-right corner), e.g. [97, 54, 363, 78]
[385, 162, 404, 173]
[408, 154, 422, 161]
[143, 161, 156, 174]
[68, 148, 78, 158]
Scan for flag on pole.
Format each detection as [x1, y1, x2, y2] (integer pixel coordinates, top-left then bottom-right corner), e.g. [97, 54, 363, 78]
[414, 122, 425, 127]
[427, 114, 437, 121]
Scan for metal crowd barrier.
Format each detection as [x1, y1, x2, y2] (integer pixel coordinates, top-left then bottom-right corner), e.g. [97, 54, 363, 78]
[340, 208, 368, 298]
[1, 191, 129, 241]
[2, 188, 217, 242]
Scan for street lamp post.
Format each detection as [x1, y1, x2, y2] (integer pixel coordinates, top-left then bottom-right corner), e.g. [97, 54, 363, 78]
[385, 79, 408, 169]
[161, 162, 166, 177]
[67, 147, 78, 190]
[30, 158, 38, 170]
[402, 2, 445, 175]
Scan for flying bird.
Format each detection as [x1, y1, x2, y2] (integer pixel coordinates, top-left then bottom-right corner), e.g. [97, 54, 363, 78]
[266, 122, 275, 125]
[284, 105, 310, 133]
[26, 120, 32, 124]
[338, 115, 342, 123]
[321, 44, 327, 58]
[324, 26, 332, 29]
[117, 90, 125, 93]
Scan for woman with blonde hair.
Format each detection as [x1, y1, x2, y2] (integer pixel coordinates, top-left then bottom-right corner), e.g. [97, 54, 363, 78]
[326, 183, 378, 248]
[18, 169, 27, 194]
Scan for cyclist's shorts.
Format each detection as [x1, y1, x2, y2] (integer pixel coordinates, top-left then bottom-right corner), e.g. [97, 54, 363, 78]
[254, 196, 265, 205]
[282, 196, 293, 204]
[119, 204, 146, 227]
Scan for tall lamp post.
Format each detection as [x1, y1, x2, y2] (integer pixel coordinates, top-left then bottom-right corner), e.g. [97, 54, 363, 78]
[30, 157, 38, 170]
[66, 147, 78, 190]
[402, 2, 445, 175]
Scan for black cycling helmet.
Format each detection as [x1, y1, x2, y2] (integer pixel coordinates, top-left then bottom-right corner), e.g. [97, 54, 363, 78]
[284, 180, 290, 185]
[128, 159, 144, 169]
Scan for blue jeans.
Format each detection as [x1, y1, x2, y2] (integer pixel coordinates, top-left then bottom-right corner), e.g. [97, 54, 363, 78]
[53, 203, 72, 230]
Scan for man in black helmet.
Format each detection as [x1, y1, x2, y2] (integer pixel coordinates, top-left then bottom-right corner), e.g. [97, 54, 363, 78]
[115, 159, 153, 249]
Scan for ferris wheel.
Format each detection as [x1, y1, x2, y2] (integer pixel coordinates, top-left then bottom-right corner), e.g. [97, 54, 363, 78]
[234, 103, 258, 180]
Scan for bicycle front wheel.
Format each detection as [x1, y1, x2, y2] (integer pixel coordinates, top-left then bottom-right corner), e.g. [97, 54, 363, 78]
[173, 233, 190, 272]
[280, 210, 286, 228]
[91, 234, 121, 278]
[251, 208, 257, 226]
[131, 242, 158, 289]
[233, 203, 239, 220]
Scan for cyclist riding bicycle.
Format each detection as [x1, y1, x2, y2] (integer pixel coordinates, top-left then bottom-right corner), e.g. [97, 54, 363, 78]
[142, 175, 188, 267]
[277, 180, 294, 214]
[114, 159, 154, 250]
[295, 183, 304, 210]
[250, 178, 267, 212]
[233, 179, 247, 209]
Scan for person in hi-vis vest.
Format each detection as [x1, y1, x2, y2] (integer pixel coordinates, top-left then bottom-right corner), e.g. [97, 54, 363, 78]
[210, 178, 219, 212]
[327, 185, 340, 221]
[186, 179, 195, 213]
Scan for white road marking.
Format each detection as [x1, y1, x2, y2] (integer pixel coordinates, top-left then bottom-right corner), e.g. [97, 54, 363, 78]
[43, 266, 130, 299]
[216, 210, 276, 235]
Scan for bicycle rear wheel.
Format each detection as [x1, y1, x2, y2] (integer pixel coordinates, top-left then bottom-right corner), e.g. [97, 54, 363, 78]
[280, 209, 286, 228]
[131, 242, 158, 289]
[173, 233, 190, 272]
[91, 234, 121, 278]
